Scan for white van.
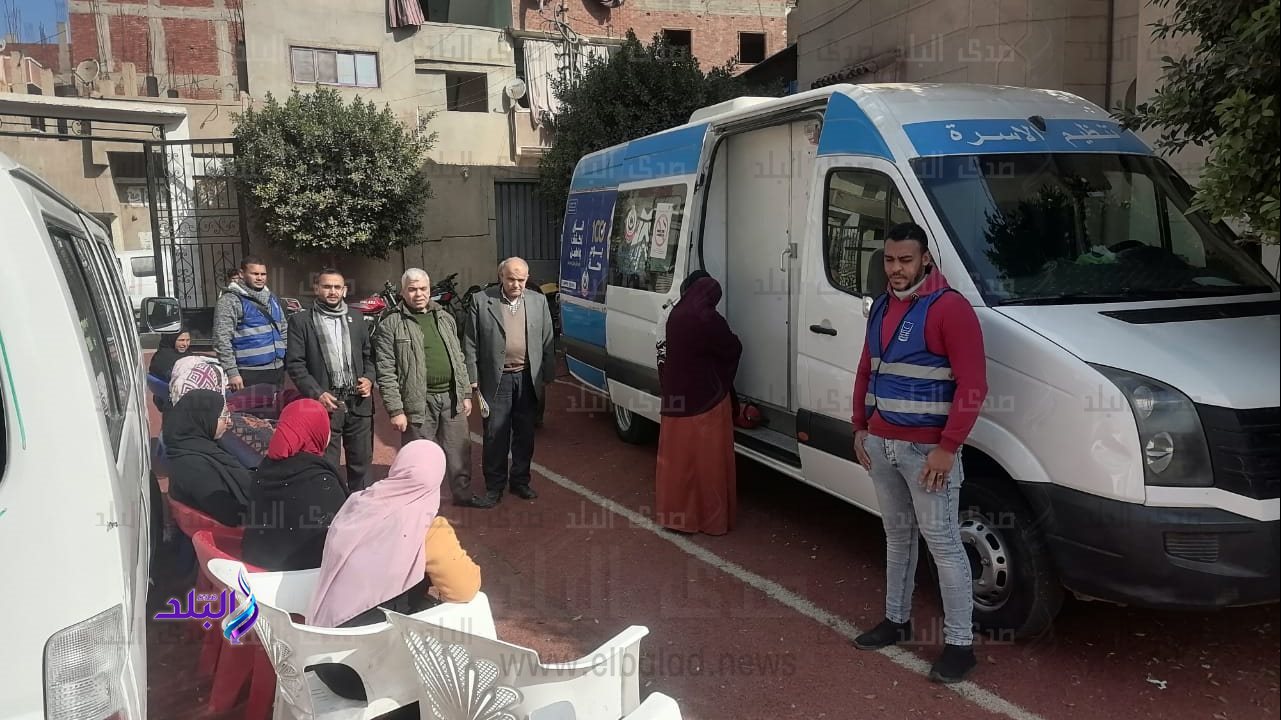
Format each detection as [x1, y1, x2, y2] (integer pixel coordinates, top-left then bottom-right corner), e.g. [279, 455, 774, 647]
[555, 84, 1280, 637]
[0, 152, 154, 719]
[114, 248, 160, 314]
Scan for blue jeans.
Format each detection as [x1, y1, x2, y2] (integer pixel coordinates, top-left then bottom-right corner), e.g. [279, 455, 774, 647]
[864, 433, 974, 646]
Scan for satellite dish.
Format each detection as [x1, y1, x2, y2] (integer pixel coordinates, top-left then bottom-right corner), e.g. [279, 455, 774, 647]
[0, 38, 7, 53]
[74, 59, 101, 86]
[504, 77, 527, 101]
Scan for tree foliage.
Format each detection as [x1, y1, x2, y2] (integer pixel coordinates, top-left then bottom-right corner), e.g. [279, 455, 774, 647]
[231, 88, 436, 259]
[1117, 0, 1279, 243]
[538, 32, 783, 209]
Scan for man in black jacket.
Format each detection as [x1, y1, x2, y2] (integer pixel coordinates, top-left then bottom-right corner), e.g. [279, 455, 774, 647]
[286, 268, 375, 491]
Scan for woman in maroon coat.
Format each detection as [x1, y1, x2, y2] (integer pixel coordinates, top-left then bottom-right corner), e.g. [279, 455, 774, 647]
[655, 272, 743, 535]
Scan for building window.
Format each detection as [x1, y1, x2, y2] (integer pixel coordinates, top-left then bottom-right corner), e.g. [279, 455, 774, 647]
[290, 47, 379, 88]
[446, 71, 488, 112]
[739, 32, 766, 64]
[662, 29, 692, 57]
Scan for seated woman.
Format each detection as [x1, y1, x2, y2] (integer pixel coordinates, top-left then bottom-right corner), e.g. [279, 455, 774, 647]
[306, 440, 481, 704]
[162, 389, 254, 527]
[242, 399, 347, 571]
[165, 355, 275, 468]
[148, 328, 194, 412]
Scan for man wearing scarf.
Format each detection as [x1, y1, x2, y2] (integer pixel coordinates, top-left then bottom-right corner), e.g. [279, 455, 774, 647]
[285, 268, 376, 491]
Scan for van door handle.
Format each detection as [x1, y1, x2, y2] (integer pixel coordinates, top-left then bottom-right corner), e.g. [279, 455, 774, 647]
[809, 324, 837, 336]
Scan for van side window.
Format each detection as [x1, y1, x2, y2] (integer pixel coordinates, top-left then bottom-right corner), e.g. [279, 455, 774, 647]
[48, 226, 127, 451]
[823, 169, 913, 296]
[608, 183, 686, 293]
[90, 240, 142, 372]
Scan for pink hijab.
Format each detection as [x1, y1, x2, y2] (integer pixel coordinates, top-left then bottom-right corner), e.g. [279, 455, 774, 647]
[306, 440, 445, 628]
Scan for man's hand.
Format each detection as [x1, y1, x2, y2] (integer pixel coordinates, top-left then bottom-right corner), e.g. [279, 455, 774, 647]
[228, 375, 244, 391]
[356, 378, 373, 397]
[318, 392, 339, 411]
[919, 448, 956, 493]
[462, 398, 473, 417]
[854, 429, 872, 469]
[390, 413, 409, 433]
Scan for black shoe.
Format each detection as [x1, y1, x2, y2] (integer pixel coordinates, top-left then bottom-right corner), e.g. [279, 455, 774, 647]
[481, 491, 503, 507]
[453, 495, 488, 508]
[929, 644, 977, 684]
[852, 619, 912, 650]
[511, 485, 538, 500]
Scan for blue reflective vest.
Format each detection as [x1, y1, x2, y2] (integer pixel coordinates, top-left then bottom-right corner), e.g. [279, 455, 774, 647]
[865, 288, 956, 428]
[231, 294, 286, 367]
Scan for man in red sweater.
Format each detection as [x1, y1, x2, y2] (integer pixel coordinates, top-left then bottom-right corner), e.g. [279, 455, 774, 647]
[851, 222, 988, 684]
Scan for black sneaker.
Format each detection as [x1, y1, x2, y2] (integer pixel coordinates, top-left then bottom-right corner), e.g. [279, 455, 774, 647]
[929, 644, 977, 684]
[852, 619, 912, 650]
[511, 485, 538, 500]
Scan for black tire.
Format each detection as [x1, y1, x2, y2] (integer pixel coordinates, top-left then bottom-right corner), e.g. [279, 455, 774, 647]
[611, 402, 658, 444]
[954, 478, 1064, 640]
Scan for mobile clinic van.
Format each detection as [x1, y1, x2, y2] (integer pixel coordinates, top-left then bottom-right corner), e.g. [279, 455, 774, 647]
[556, 84, 1280, 637]
[0, 152, 153, 719]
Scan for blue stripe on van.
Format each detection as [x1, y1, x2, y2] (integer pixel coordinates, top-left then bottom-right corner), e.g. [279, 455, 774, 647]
[566, 355, 607, 392]
[816, 93, 894, 160]
[570, 123, 709, 191]
[903, 118, 1152, 157]
[560, 301, 607, 348]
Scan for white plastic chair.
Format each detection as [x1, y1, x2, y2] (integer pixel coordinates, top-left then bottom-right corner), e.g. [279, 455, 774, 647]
[384, 609, 683, 720]
[207, 558, 496, 720]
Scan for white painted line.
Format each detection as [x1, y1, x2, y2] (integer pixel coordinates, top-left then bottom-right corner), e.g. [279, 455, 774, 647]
[470, 433, 1045, 720]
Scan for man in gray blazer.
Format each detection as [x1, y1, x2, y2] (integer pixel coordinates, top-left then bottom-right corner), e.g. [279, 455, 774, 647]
[464, 257, 557, 504]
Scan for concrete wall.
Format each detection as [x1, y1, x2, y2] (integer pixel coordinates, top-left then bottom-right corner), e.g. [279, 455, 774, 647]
[794, 0, 1113, 105]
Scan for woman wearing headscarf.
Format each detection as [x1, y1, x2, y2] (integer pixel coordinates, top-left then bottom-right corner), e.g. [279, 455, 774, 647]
[241, 399, 347, 571]
[163, 355, 274, 468]
[654, 272, 743, 536]
[162, 389, 254, 526]
[149, 328, 194, 383]
[306, 439, 482, 704]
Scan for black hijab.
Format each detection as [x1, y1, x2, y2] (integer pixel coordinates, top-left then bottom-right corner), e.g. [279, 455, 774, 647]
[163, 389, 254, 526]
[149, 329, 191, 381]
[241, 452, 348, 571]
[661, 276, 742, 417]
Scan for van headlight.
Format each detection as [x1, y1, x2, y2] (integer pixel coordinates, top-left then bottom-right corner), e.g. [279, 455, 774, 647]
[1091, 364, 1214, 487]
[44, 604, 133, 720]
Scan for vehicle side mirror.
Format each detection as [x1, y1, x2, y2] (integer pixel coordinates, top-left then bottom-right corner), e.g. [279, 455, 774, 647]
[862, 295, 874, 318]
[141, 297, 182, 333]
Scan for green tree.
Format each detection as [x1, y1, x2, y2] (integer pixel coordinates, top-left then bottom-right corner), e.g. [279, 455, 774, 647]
[1117, 0, 1279, 243]
[538, 31, 783, 209]
[231, 87, 436, 259]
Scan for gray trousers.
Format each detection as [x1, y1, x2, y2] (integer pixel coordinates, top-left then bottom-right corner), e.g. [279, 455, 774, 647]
[401, 391, 473, 501]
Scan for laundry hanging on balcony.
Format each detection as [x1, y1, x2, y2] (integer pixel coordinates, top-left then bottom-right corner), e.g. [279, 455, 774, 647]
[388, 0, 427, 28]
[523, 38, 610, 129]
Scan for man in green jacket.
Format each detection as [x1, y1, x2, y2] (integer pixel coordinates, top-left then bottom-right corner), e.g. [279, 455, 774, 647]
[373, 267, 490, 507]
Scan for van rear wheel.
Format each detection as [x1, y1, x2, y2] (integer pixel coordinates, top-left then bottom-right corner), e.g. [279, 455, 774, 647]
[954, 479, 1063, 641]
[612, 403, 657, 444]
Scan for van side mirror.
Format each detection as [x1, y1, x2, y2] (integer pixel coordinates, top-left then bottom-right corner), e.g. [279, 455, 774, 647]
[862, 295, 874, 318]
[140, 297, 182, 333]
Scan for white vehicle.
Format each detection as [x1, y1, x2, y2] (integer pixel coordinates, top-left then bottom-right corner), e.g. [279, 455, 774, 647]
[556, 84, 1280, 637]
[1, 151, 157, 719]
[114, 248, 160, 313]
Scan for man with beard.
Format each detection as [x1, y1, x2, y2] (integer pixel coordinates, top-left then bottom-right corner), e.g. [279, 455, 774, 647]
[285, 268, 375, 491]
[214, 256, 289, 390]
[850, 222, 988, 685]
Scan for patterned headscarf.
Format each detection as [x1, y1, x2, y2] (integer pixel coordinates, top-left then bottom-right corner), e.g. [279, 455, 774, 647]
[169, 356, 227, 405]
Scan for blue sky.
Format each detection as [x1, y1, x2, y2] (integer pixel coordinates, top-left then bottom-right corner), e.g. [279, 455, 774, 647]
[5, 0, 67, 43]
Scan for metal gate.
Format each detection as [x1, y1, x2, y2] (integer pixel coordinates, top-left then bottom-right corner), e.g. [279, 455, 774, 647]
[144, 139, 249, 309]
[495, 180, 561, 283]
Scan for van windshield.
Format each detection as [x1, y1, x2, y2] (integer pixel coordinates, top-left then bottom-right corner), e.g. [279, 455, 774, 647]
[910, 154, 1279, 305]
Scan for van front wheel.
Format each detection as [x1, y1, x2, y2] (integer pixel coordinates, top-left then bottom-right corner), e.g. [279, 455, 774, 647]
[957, 479, 1063, 640]
[612, 403, 657, 444]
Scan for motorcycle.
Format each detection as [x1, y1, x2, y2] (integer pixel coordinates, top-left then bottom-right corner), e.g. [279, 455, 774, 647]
[351, 274, 467, 333]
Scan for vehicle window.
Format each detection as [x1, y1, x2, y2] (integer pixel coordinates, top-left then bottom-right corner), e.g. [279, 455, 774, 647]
[48, 225, 126, 451]
[607, 183, 686, 294]
[130, 255, 156, 277]
[92, 241, 142, 370]
[823, 169, 912, 296]
[911, 153, 1279, 304]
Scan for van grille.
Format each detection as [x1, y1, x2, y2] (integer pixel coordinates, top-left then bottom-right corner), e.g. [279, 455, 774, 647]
[1196, 405, 1281, 500]
[1163, 532, 1221, 563]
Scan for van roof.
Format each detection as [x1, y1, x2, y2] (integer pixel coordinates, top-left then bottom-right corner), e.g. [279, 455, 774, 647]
[570, 83, 1144, 191]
